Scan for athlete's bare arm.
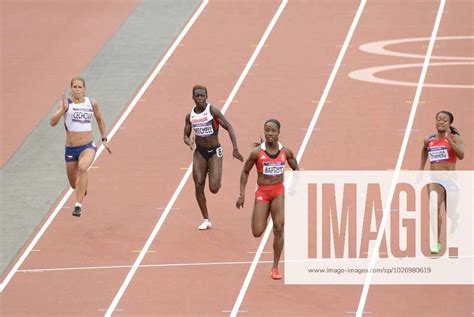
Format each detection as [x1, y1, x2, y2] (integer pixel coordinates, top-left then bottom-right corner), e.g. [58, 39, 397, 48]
[236, 147, 259, 209]
[447, 133, 464, 160]
[50, 95, 68, 127]
[183, 113, 194, 150]
[210, 106, 243, 161]
[284, 147, 299, 171]
[419, 139, 429, 170]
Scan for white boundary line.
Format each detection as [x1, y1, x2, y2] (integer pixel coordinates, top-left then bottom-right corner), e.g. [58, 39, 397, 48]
[104, 1, 288, 316]
[0, 0, 209, 293]
[230, 1, 367, 316]
[355, 1, 446, 316]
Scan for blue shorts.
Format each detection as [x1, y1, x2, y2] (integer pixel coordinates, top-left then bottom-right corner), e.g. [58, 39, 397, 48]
[65, 142, 97, 162]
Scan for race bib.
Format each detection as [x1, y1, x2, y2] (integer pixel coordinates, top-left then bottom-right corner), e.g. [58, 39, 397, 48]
[428, 146, 449, 163]
[263, 162, 285, 176]
[72, 108, 93, 123]
[216, 147, 223, 158]
[193, 123, 214, 137]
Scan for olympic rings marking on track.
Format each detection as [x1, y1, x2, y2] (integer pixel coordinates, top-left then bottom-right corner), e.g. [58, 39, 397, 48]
[349, 36, 474, 88]
[349, 62, 474, 89]
[360, 36, 474, 60]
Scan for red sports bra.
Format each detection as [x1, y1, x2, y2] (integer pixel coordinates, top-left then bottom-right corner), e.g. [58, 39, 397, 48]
[426, 134, 457, 164]
[256, 142, 287, 176]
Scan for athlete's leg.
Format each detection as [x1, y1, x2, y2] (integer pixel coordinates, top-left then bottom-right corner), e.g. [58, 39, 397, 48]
[428, 183, 446, 253]
[208, 150, 223, 194]
[75, 148, 96, 203]
[270, 194, 284, 270]
[445, 179, 460, 233]
[193, 151, 210, 220]
[66, 161, 78, 189]
[447, 190, 459, 233]
[251, 201, 271, 238]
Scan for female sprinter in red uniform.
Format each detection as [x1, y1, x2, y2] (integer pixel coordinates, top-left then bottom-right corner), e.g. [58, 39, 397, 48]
[50, 77, 110, 217]
[236, 119, 299, 279]
[184, 85, 243, 230]
[419, 110, 464, 254]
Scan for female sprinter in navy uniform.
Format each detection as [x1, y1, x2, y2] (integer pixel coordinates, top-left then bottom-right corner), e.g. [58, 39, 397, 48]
[420, 110, 464, 254]
[236, 119, 299, 280]
[184, 85, 243, 230]
[50, 77, 110, 217]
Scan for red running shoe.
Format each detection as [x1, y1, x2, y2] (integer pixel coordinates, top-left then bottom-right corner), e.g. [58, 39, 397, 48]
[271, 268, 282, 280]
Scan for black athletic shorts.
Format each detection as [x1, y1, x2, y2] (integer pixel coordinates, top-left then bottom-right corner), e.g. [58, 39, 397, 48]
[195, 144, 223, 161]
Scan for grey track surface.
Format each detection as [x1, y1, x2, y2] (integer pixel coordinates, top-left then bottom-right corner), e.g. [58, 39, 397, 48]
[0, 0, 200, 276]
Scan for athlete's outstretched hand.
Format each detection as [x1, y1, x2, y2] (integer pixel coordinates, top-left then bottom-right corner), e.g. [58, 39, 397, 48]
[61, 94, 68, 112]
[102, 140, 112, 154]
[233, 148, 244, 162]
[235, 195, 245, 209]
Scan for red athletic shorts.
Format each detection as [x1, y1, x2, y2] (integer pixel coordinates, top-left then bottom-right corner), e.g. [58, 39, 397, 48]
[255, 183, 284, 203]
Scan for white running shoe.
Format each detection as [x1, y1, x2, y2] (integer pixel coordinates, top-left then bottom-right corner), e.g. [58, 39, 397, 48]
[198, 219, 212, 230]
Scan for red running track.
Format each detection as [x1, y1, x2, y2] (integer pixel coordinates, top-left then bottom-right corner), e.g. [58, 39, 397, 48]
[1, 0, 472, 316]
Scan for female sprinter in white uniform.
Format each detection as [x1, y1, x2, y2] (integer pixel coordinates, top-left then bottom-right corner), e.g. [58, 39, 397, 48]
[50, 77, 109, 217]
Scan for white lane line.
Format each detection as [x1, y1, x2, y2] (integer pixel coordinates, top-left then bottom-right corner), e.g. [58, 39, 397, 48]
[230, 1, 367, 316]
[0, 187, 72, 292]
[0, 0, 209, 295]
[105, 1, 288, 316]
[299, 128, 320, 131]
[18, 260, 274, 273]
[356, 2, 446, 317]
[16, 255, 473, 274]
[98, 309, 124, 312]
[220, 0, 288, 115]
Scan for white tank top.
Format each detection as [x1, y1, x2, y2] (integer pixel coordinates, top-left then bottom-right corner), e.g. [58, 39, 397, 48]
[64, 97, 94, 132]
[190, 103, 219, 137]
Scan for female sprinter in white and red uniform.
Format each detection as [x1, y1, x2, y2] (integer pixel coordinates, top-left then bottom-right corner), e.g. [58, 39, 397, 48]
[183, 85, 243, 230]
[420, 110, 464, 254]
[50, 77, 110, 217]
[236, 119, 299, 280]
